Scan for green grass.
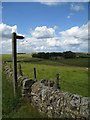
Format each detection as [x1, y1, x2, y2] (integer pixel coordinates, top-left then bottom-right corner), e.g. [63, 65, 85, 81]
[2, 70, 45, 118]
[2, 54, 89, 67]
[15, 62, 88, 97]
[4, 53, 88, 97]
[52, 58, 89, 67]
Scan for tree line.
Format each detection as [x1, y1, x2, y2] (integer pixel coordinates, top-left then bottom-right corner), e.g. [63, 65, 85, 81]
[32, 51, 76, 59]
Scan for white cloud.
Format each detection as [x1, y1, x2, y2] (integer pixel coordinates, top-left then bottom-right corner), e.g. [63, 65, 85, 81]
[71, 4, 84, 11]
[60, 22, 88, 41]
[32, 0, 61, 6]
[47, 37, 62, 47]
[1, 21, 89, 54]
[67, 15, 70, 19]
[59, 21, 89, 52]
[0, 23, 17, 54]
[31, 26, 55, 39]
[0, 23, 26, 54]
[2, 0, 89, 2]
[67, 13, 74, 19]
[0, 23, 17, 39]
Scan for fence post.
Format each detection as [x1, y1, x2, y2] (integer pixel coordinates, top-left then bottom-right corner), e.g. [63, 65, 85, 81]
[55, 73, 60, 89]
[18, 63, 23, 76]
[34, 67, 37, 80]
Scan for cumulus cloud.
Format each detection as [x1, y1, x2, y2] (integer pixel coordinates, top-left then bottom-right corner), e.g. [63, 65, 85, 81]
[59, 21, 89, 52]
[0, 23, 17, 39]
[60, 22, 88, 41]
[31, 26, 55, 39]
[71, 3, 84, 11]
[0, 23, 26, 54]
[1, 21, 89, 54]
[0, 23, 17, 54]
[47, 37, 62, 47]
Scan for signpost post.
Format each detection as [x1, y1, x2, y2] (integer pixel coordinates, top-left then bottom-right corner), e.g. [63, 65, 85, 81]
[12, 32, 24, 96]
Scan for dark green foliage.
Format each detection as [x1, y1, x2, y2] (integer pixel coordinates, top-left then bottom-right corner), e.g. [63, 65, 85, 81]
[32, 52, 63, 59]
[63, 51, 76, 59]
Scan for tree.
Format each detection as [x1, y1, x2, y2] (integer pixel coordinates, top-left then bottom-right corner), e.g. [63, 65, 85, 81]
[63, 51, 76, 58]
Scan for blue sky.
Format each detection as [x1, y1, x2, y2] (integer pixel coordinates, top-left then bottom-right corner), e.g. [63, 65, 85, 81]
[1, 2, 89, 53]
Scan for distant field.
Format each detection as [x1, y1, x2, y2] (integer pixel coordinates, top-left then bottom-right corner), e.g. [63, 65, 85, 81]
[2, 54, 32, 61]
[2, 54, 89, 67]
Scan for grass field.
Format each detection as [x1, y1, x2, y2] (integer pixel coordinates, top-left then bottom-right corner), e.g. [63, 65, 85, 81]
[3, 53, 89, 97]
[2, 54, 89, 67]
[2, 71, 45, 118]
[17, 62, 88, 97]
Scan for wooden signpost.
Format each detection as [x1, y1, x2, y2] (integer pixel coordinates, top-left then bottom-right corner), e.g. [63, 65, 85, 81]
[12, 32, 24, 96]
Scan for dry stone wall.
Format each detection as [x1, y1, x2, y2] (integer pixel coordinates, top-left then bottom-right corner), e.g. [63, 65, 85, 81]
[3, 62, 90, 119]
[31, 80, 90, 119]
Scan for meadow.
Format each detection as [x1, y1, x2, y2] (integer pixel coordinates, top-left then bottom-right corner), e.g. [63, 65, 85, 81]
[2, 54, 89, 97]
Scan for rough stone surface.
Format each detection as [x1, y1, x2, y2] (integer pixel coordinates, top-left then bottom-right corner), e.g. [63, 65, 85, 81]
[31, 80, 90, 119]
[22, 79, 35, 97]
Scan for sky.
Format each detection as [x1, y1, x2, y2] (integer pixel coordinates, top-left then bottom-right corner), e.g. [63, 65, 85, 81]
[0, 1, 89, 54]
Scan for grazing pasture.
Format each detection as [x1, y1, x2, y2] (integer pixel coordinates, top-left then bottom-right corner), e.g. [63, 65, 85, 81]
[2, 53, 89, 67]
[2, 54, 89, 97]
[18, 62, 88, 97]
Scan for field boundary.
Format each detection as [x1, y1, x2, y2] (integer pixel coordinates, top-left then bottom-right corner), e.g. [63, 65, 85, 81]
[3, 62, 90, 119]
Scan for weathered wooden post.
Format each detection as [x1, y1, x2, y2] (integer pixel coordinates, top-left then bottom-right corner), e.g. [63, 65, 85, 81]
[18, 63, 23, 76]
[12, 32, 24, 96]
[34, 67, 37, 80]
[55, 73, 60, 89]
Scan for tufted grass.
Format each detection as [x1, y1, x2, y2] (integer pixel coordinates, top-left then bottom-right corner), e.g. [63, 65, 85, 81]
[2, 70, 45, 118]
